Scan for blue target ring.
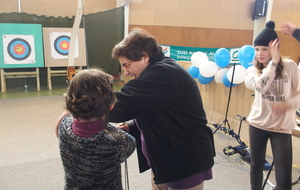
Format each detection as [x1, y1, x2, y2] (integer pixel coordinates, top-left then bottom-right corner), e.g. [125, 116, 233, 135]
[54, 35, 70, 56]
[7, 38, 31, 60]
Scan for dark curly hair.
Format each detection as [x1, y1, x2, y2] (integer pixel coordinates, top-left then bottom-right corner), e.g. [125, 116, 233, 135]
[111, 28, 162, 62]
[64, 68, 116, 122]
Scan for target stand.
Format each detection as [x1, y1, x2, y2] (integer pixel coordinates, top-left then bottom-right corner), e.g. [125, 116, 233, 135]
[42, 27, 87, 90]
[0, 68, 40, 93]
[0, 23, 45, 93]
[47, 66, 82, 90]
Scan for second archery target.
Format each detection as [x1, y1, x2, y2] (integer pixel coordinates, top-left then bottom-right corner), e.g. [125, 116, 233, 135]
[50, 32, 79, 59]
[43, 27, 86, 67]
[54, 35, 69, 55]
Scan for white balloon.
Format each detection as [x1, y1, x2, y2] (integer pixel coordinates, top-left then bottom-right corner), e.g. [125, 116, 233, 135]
[227, 65, 247, 84]
[199, 61, 218, 78]
[244, 66, 254, 90]
[214, 68, 228, 83]
[191, 52, 209, 68]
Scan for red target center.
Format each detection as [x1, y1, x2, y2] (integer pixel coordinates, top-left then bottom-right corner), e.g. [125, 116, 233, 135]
[14, 44, 25, 55]
[60, 40, 69, 51]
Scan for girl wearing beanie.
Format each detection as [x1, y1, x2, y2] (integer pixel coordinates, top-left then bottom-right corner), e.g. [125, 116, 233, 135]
[247, 21, 300, 190]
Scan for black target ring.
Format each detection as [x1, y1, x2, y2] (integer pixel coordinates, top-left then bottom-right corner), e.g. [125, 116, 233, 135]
[7, 38, 31, 60]
[54, 35, 70, 56]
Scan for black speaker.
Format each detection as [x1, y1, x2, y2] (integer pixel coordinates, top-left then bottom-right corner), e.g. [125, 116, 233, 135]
[252, 0, 267, 20]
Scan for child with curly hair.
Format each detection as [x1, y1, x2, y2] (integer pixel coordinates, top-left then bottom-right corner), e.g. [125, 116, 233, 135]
[57, 68, 136, 190]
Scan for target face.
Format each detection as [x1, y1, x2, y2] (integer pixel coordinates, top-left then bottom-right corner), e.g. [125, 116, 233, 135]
[54, 35, 70, 55]
[3, 35, 36, 64]
[7, 38, 31, 60]
[50, 32, 79, 59]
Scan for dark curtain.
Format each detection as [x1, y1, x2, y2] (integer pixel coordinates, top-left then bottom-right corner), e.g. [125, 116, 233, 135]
[0, 7, 124, 88]
[84, 8, 124, 74]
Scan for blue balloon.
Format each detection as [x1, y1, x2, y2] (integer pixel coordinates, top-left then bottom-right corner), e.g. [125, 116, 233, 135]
[223, 72, 237, 88]
[214, 48, 230, 68]
[198, 73, 214, 85]
[238, 45, 255, 68]
[187, 65, 199, 78]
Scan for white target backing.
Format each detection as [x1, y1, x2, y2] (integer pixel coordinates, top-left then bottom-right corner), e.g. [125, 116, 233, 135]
[50, 32, 79, 59]
[3, 35, 36, 64]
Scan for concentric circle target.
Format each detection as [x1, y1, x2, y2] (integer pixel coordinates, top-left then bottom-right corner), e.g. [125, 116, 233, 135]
[54, 35, 70, 56]
[7, 38, 31, 60]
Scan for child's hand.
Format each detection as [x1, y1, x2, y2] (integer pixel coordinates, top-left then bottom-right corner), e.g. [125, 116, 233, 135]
[115, 123, 130, 132]
[55, 110, 70, 137]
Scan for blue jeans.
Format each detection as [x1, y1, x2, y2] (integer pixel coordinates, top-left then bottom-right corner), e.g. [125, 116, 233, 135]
[249, 125, 292, 190]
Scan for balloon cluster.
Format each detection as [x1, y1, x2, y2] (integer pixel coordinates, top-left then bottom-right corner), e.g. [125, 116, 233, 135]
[187, 45, 255, 90]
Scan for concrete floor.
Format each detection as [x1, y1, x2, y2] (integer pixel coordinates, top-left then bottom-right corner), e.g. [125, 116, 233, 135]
[1, 85, 300, 189]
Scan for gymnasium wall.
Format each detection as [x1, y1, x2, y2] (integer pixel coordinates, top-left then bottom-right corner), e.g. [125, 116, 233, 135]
[127, 0, 300, 131]
[0, 0, 116, 18]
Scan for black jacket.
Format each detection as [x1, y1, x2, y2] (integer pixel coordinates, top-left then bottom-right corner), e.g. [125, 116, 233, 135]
[293, 28, 300, 42]
[109, 52, 215, 184]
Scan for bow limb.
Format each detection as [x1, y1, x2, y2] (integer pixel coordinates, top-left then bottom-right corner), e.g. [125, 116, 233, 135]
[67, 0, 83, 80]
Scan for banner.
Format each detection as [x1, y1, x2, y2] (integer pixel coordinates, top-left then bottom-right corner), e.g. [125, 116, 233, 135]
[160, 44, 241, 65]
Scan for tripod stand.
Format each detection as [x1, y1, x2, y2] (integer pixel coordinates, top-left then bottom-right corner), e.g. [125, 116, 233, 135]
[212, 63, 245, 159]
[210, 114, 250, 159]
[211, 63, 252, 160]
[212, 63, 236, 135]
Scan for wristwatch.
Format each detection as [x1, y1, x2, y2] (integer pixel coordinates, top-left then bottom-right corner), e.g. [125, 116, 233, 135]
[269, 60, 278, 67]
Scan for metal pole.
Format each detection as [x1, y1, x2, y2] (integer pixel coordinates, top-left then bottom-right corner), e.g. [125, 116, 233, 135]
[18, 0, 21, 13]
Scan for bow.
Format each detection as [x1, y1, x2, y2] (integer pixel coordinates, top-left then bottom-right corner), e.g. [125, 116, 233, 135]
[209, 119, 250, 159]
[67, 0, 83, 80]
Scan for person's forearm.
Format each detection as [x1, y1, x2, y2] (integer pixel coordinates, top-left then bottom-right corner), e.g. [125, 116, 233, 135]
[55, 110, 70, 137]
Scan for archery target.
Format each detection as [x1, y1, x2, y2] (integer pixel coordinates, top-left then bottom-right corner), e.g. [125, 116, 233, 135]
[3, 35, 36, 64]
[50, 32, 79, 59]
[54, 35, 69, 55]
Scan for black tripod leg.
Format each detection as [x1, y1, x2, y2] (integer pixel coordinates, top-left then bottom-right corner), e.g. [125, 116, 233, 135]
[213, 120, 226, 134]
[292, 175, 300, 186]
[262, 161, 274, 190]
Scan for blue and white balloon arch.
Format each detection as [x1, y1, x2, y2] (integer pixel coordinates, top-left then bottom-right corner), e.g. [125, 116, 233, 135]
[187, 45, 255, 90]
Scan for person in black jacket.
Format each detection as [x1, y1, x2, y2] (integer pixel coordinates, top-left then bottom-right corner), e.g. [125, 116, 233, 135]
[55, 28, 215, 190]
[280, 22, 300, 42]
[110, 28, 214, 190]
